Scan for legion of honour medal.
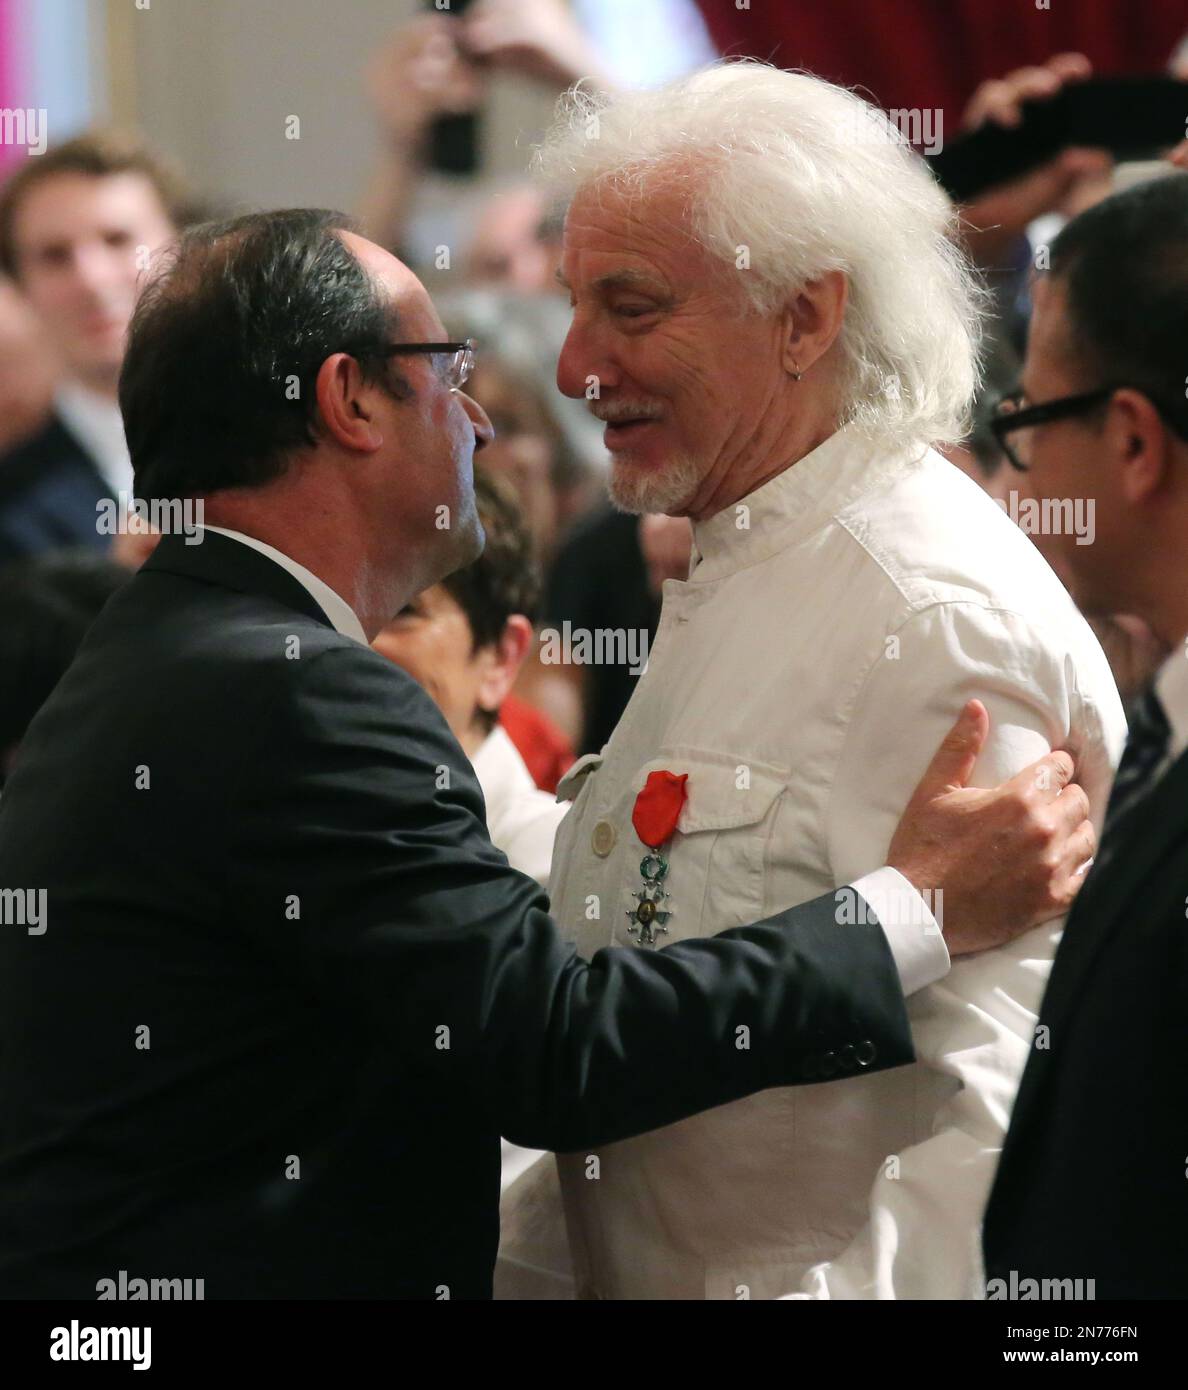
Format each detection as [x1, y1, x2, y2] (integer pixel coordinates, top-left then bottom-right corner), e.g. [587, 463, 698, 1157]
[626, 770, 688, 947]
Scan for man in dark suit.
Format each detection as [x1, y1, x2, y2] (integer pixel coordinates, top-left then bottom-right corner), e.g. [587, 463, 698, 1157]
[0, 551, 130, 783]
[0, 209, 1095, 1300]
[0, 132, 187, 564]
[984, 175, 1188, 1298]
[0, 417, 113, 561]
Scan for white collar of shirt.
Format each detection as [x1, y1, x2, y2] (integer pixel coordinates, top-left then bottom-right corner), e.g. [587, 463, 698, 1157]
[200, 525, 368, 646]
[687, 423, 925, 582]
[54, 379, 133, 498]
[1155, 644, 1188, 765]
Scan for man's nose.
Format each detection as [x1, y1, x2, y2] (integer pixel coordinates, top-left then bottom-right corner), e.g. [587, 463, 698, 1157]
[71, 241, 126, 296]
[556, 318, 616, 402]
[457, 391, 494, 452]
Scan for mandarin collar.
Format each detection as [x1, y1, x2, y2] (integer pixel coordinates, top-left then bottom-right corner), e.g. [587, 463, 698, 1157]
[687, 425, 927, 582]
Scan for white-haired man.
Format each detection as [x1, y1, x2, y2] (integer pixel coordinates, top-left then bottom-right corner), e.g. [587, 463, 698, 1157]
[526, 61, 1126, 1299]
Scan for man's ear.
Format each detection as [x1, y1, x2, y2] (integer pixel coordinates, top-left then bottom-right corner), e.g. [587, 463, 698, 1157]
[1110, 389, 1171, 505]
[781, 269, 848, 378]
[475, 614, 534, 717]
[313, 353, 386, 453]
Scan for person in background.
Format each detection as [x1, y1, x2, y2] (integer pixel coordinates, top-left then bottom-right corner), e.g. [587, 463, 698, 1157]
[959, 44, 1188, 294]
[372, 468, 568, 885]
[0, 552, 130, 785]
[952, 68, 1186, 711]
[984, 172, 1188, 1297]
[0, 132, 191, 565]
[0, 276, 58, 454]
[541, 503, 660, 757]
[693, 1, 1187, 140]
[461, 349, 591, 571]
[449, 340, 595, 760]
[358, 0, 612, 281]
[958, 52, 1112, 305]
[940, 57, 1188, 710]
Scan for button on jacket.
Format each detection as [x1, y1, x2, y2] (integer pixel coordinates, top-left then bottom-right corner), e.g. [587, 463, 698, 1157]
[547, 425, 1126, 1300]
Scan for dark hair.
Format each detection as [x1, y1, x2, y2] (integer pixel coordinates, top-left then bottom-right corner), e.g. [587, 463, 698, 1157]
[0, 128, 196, 279]
[1048, 175, 1188, 437]
[443, 469, 539, 645]
[120, 208, 408, 501]
[0, 553, 130, 769]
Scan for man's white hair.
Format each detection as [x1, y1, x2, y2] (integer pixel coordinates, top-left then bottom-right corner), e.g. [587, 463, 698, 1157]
[532, 60, 985, 450]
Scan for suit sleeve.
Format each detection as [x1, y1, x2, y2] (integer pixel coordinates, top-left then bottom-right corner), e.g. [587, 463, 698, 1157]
[800, 600, 1123, 1299]
[233, 642, 915, 1155]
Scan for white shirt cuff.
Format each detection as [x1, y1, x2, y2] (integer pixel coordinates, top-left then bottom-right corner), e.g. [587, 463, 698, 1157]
[851, 866, 950, 996]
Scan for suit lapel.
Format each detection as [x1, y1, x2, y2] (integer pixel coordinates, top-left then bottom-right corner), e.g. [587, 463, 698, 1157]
[37, 445, 113, 546]
[8, 415, 113, 550]
[49, 413, 113, 489]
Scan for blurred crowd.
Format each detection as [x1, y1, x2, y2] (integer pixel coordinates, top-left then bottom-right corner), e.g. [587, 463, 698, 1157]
[1, 0, 1186, 810]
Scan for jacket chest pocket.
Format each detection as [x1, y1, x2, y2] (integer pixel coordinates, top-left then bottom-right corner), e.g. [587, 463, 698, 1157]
[618, 749, 788, 945]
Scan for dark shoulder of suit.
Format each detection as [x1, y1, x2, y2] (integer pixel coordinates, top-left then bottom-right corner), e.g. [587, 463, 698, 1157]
[0, 531, 913, 1299]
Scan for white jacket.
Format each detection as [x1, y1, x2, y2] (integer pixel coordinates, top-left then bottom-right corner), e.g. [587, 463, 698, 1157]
[545, 426, 1125, 1299]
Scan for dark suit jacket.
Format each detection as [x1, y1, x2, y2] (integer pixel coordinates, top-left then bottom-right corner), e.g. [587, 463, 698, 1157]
[983, 749, 1188, 1299]
[0, 530, 913, 1299]
[0, 413, 112, 567]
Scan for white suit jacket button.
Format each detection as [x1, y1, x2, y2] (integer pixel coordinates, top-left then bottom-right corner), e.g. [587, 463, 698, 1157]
[592, 820, 616, 857]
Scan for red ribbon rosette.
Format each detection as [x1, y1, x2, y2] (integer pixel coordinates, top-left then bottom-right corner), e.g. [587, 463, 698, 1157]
[631, 770, 688, 849]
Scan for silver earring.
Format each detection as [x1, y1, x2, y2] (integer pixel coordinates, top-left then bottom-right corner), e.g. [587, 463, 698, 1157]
[790, 362, 802, 381]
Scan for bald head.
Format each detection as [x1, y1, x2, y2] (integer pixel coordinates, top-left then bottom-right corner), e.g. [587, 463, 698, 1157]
[339, 229, 433, 329]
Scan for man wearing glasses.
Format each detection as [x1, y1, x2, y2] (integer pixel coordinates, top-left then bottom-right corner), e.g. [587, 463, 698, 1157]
[0, 208, 1100, 1300]
[984, 173, 1188, 1298]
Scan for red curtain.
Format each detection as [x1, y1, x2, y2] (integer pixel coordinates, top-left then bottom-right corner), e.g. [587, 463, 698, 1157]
[695, 0, 1188, 128]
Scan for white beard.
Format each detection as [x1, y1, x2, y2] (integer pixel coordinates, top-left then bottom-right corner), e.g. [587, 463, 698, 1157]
[607, 448, 707, 516]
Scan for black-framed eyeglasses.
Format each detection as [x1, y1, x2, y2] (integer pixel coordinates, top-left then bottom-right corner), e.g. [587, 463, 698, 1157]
[378, 338, 476, 390]
[989, 384, 1188, 472]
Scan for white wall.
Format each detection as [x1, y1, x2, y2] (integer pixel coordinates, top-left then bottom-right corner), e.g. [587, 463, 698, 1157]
[123, 0, 559, 220]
